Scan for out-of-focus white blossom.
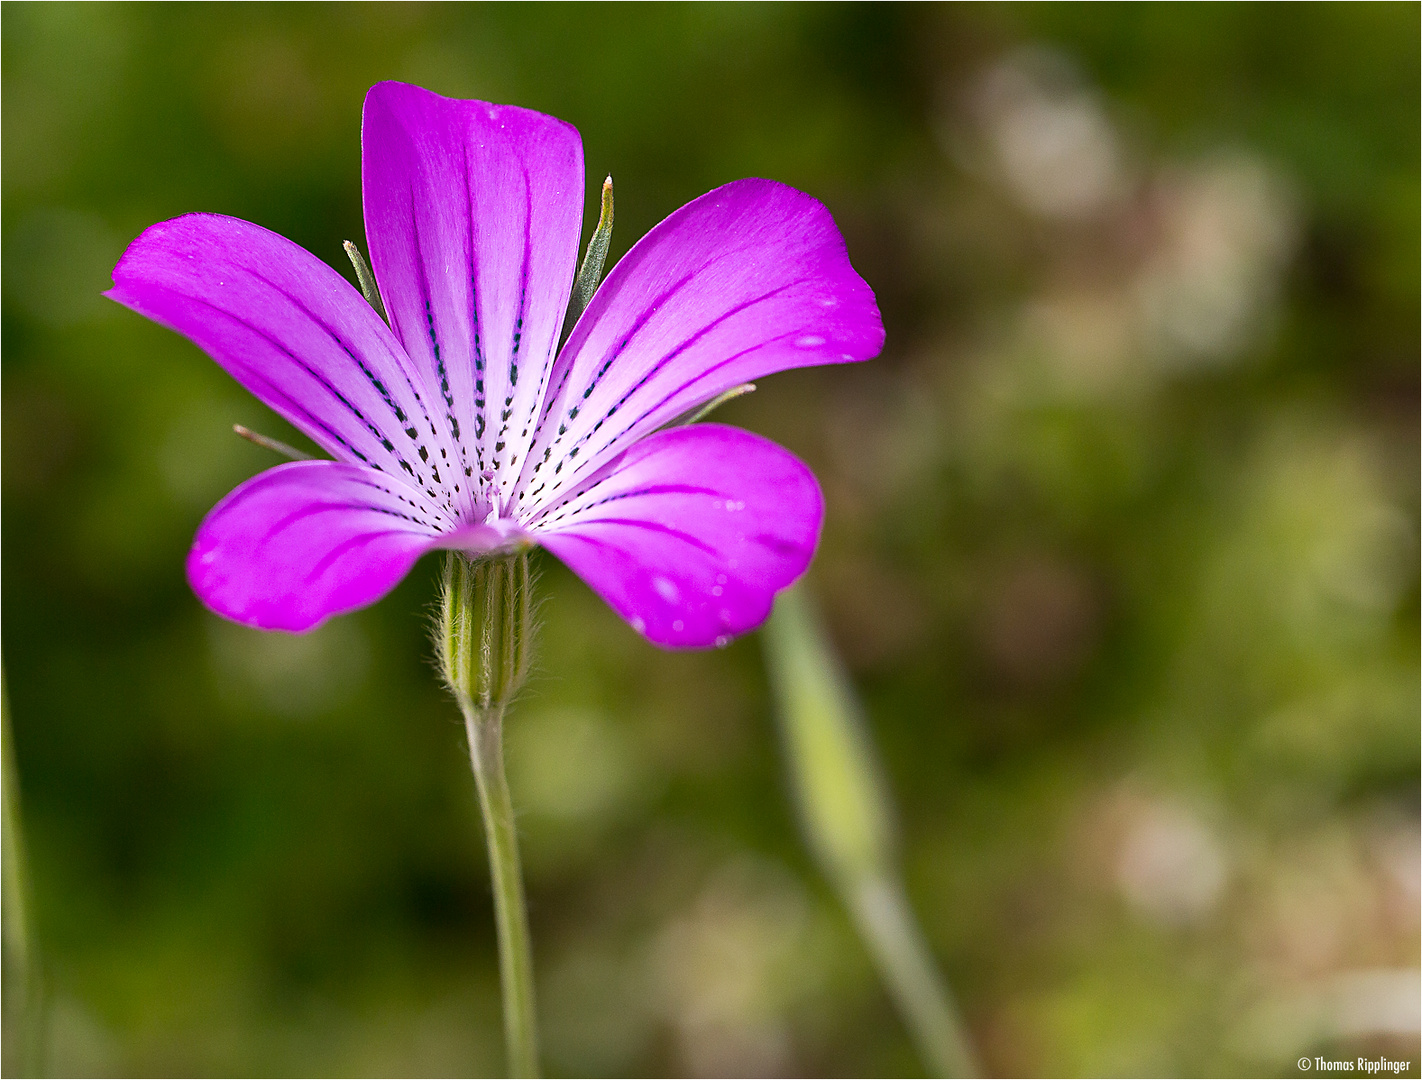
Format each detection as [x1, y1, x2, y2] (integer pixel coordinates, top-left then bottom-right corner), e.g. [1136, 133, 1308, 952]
[1137, 154, 1298, 367]
[1114, 798, 1230, 926]
[974, 47, 1125, 220]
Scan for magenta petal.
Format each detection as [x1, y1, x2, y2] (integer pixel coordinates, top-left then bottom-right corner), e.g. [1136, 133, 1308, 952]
[188, 460, 444, 632]
[534, 423, 822, 649]
[106, 215, 456, 490]
[362, 81, 584, 514]
[514, 178, 883, 509]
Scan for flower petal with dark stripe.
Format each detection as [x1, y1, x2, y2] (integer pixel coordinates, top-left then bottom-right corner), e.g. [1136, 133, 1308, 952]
[106, 81, 883, 648]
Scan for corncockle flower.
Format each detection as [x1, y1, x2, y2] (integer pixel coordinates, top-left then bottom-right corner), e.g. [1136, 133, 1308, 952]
[106, 81, 882, 1076]
[107, 81, 883, 649]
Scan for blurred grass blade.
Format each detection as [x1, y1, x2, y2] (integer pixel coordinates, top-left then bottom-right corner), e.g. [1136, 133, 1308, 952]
[2, 664, 45, 1076]
[763, 587, 979, 1078]
[762, 586, 894, 880]
[847, 875, 979, 1080]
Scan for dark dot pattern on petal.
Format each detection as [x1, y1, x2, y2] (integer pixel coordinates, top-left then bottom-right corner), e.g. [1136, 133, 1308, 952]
[235, 266, 451, 494]
[540, 279, 807, 501]
[488, 165, 537, 510]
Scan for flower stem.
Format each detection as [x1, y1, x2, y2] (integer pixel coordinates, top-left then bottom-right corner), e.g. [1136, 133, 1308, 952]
[462, 703, 539, 1078]
[437, 552, 539, 1077]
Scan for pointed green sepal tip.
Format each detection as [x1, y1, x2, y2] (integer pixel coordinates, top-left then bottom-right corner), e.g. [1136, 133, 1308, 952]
[673, 383, 757, 426]
[234, 425, 312, 461]
[343, 240, 389, 324]
[569, 176, 615, 321]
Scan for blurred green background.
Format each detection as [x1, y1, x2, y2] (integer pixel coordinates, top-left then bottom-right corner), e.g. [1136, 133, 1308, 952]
[3, 3, 1418, 1076]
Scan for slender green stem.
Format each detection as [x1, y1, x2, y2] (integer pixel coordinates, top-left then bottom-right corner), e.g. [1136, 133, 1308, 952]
[462, 703, 539, 1078]
[437, 552, 539, 1077]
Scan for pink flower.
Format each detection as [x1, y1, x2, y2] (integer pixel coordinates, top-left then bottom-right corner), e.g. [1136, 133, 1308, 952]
[107, 82, 882, 648]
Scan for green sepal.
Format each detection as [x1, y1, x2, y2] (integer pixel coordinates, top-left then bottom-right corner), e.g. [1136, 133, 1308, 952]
[344, 240, 388, 324]
[669, 383, 757, 427]
[438, 552, 535, 716]
[233, 424, 312, 461]
[568, 176, 615, 322]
